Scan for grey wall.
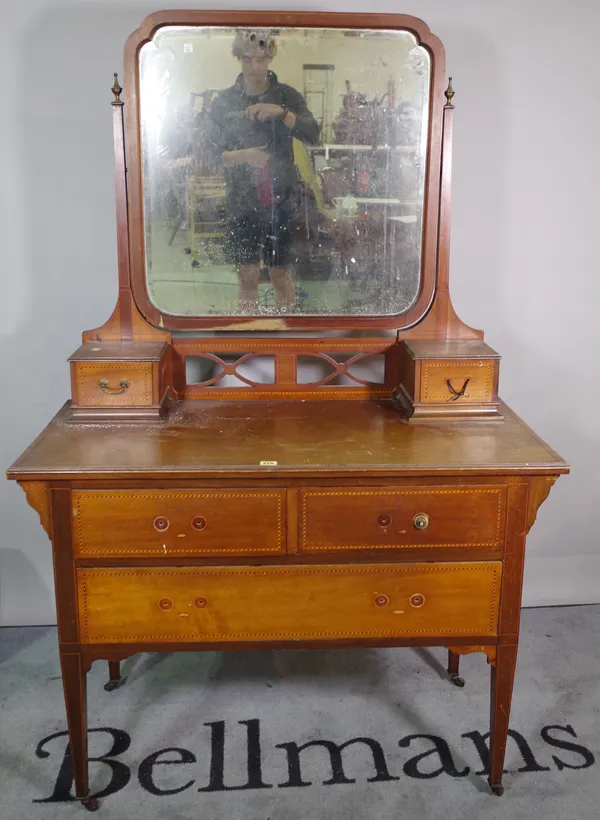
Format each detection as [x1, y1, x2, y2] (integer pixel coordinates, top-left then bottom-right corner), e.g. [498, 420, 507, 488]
[1, 0, 598, 625]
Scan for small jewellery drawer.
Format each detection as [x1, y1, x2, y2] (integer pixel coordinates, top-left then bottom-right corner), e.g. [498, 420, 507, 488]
[72, 362, 156, 407]
[76, 562, 502, 644]
[420, 360, 495, 404]
[68, 341, 170, 422]
[299, 486, 506, 552]
[72, 489, 285, 557]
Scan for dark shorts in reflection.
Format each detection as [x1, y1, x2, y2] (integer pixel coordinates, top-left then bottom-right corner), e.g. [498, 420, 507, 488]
[224, 197, 296, 268]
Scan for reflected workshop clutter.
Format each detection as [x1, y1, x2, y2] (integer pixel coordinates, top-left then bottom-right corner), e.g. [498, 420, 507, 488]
[140, 26, 430, 317]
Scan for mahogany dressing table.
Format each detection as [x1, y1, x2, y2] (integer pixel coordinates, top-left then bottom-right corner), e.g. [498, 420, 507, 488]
[7, 11, 568, 810]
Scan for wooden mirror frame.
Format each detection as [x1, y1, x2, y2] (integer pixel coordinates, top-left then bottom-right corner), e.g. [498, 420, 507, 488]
[80, 9, 481, 411]
[121, 9, 453, 332]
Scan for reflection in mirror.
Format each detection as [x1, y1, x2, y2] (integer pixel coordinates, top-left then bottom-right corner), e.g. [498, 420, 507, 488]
[140, 26, 430, 318]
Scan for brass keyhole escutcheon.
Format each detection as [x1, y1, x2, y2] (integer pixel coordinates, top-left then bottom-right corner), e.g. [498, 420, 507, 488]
[413, 513, 429, 530]
[410, 594, 425, 608]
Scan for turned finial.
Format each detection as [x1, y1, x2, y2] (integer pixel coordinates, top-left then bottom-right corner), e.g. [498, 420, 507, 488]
[111, 72, 123, 105]
[444, 77, 455, 106]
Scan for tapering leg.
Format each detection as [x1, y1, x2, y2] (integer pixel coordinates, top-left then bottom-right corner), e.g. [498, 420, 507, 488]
[447, 649, 465, 687]
[104, 660, 122, 692]
[60, 652, 98, 811]
[489, 643, 518, 796]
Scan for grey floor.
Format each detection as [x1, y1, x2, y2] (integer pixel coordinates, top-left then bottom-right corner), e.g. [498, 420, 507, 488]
[0, 605, 599, 819]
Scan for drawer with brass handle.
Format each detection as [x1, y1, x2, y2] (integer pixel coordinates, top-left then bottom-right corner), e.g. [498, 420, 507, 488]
[76, 561, 502, 644]
[68, 340, 170, 422]
[72, 488, 286, 558]
[395, 340, 502, 422]
[298, 485, 506, 553]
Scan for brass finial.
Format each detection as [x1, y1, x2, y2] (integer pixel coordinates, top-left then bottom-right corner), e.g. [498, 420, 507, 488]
[444, 77, 455, 106]
[112, 72, 123, 106]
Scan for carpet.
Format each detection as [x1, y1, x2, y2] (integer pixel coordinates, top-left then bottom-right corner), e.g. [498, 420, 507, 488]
[1, 605, 599, 819]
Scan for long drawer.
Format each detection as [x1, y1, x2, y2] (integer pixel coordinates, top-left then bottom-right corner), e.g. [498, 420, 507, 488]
[299, 485, 506, 553]
[72, 489, 285, 557]
[76, 561, 502, 644]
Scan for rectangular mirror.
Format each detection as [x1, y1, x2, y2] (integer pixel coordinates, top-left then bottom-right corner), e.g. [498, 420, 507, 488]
[139, 26, 431, 318]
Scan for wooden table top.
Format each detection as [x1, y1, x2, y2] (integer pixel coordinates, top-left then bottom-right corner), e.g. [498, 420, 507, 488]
[7, 400, 568, 481]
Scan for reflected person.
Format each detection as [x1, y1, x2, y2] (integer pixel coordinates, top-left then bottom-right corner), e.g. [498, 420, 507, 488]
[208, 29, 320, 312]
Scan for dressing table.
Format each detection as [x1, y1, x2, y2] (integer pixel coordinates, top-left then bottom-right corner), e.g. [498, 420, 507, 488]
[7, 10, 568, 810]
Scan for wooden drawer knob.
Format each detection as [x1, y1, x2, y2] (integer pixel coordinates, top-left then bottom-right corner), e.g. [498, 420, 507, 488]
[377, 514, 392, 527]
[192, 516, 207, 531]
[374, 593, 389, 607]
[194, 597, 208, 609]
[410, 593, 425, 608]
[153, 516, 170, 532]
[158, 597, 173, 610]
[413, 513, 429, 530]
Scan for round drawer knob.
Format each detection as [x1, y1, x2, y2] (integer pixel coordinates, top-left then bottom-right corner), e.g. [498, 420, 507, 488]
[374, 593, 390, 608]
[377, 514, 392, 527]
[410, 593, 426, 608]
[154, 516, 170, 532]
[158, 597, 173, 610]
[194, 597, 208, 609]
[413, 513, 430, 530]
[192, 516, 207, 531]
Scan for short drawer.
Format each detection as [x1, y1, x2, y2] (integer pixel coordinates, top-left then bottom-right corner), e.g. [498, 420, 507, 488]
[72, 362, 156, 407]
[72, 489, 285, 557]
[420, 360, 495, 404]
[68, 341, 170, 422]
[76, 561, 502, 643]
[299, 486, 506, 552]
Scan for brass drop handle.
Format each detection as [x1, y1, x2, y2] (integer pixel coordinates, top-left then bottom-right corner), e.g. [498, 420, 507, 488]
[99, 378, 129, 395]
[413, 513, 430, 530]
[446, 377, 469, 401]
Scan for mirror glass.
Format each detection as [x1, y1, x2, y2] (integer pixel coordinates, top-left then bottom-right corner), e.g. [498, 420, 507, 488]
[139, 26, 430, 317]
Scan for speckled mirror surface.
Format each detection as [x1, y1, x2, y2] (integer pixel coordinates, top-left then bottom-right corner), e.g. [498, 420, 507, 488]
[139, 26, 430, 318]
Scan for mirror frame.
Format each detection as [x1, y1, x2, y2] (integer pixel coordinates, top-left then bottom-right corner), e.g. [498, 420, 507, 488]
[123, 10, 446, 331]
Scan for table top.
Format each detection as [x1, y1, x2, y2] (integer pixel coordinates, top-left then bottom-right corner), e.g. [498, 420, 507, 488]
[7, 400, 568, 481]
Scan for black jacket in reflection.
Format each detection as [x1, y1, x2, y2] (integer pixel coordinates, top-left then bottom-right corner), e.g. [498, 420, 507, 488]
[207, 71, 319, 218]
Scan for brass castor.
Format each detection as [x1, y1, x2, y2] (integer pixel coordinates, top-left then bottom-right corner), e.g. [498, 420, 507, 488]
[104, 678, 123, 692]
[81, 795, 100, 811]
[450, 673, 465, 688]
[490, 784, 504, 797]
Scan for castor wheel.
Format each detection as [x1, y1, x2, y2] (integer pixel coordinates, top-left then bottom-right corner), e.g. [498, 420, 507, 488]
[490, 784, 504, 797]
[184, 247, 191, 254]
[104, 678, 122, 692]
[450, 674, 465, 688]
[81, 795, 100, 811]
[191, 260, 200, 268]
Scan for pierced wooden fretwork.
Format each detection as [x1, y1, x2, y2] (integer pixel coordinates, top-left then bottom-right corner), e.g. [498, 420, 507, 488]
[175, 337, 397, 400]
[296, 352, 385, 387]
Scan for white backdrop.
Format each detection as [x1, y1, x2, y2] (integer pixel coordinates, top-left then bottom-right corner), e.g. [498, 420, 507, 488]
[1, 0, 598, 625]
